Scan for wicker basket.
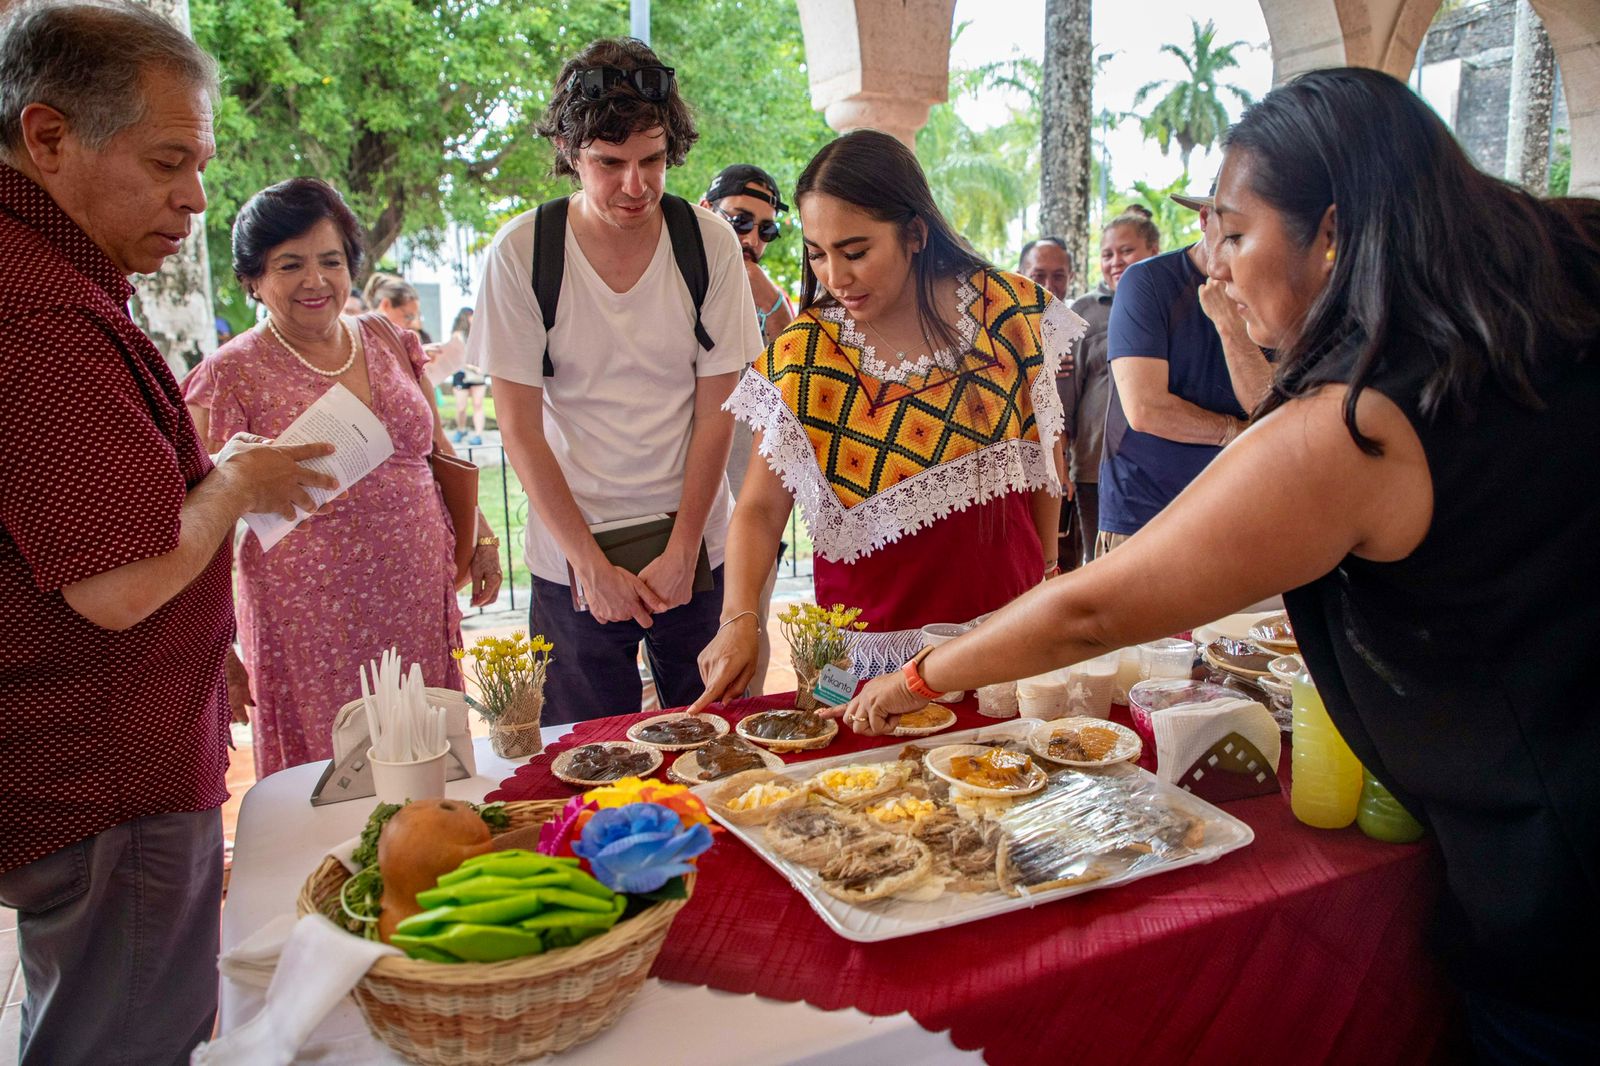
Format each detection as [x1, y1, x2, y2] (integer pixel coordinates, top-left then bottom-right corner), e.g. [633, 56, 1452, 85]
[296, 799, 693, 1064]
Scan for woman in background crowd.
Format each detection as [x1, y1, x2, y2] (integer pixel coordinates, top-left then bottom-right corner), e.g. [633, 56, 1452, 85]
[448, 307, 489, 445]
[183, 178, 502, 775]
[364, 271, 424, 335]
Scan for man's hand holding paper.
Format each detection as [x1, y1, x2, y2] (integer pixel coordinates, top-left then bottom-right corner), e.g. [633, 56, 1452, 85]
[242, 384, 396, 549]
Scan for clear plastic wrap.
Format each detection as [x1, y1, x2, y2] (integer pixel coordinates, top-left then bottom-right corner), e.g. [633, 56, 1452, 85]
[994, 762, 1209, 894]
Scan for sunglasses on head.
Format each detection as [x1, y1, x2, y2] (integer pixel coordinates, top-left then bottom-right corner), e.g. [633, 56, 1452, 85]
[719, 210, 781, 243]
[569, 65, 676, 103]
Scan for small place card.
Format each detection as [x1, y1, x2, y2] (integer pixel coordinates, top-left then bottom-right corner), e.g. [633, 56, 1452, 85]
[812, 663, 859, 707]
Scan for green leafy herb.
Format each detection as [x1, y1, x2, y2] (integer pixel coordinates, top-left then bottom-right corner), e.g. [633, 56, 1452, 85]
[350, 802, 403, 872]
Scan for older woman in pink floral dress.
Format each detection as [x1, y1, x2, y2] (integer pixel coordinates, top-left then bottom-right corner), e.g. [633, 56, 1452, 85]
[184, 179, 502, 776]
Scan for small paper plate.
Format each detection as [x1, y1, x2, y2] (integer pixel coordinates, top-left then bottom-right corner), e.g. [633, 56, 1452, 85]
[923, 744, 1048, 798]
[1027, 717, 1142, 767]
[736, 710, 839, 752]
[549, 742, 663, 788]
[891, 705, 959, 737]
[626, 712, 730, 751]
[667, 741, 783, 784]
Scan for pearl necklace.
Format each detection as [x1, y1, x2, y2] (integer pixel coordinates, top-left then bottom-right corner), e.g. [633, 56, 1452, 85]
[267, 315, 358, 377]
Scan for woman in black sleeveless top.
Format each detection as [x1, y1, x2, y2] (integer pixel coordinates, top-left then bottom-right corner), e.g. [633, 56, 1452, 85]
[834, 68, 1600, 1060]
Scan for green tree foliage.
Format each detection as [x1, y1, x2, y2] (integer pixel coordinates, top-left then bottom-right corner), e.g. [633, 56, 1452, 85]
[918, 56, 1041, 266]
[192, 0, 833, 318]
[1115, 175, 1203, 251]
[1133, 18, 1253, 174]
[651, 1, 834, 295]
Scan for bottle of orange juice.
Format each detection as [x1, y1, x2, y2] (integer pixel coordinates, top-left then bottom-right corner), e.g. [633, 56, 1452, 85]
[1289, 668, 1363, 828]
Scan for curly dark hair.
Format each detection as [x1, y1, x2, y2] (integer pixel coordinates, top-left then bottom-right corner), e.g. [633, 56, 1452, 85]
[535, 37, 697, 179]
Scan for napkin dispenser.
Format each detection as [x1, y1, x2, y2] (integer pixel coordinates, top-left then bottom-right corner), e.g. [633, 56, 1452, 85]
[1151, 697, 1282, 804]
[309, 687, 476, 806]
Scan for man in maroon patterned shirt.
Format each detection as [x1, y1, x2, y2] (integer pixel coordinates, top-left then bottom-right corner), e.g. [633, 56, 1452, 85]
[0, 5, 336, 1062]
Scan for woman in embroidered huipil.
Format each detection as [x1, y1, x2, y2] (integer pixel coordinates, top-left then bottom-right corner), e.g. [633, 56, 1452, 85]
[691, 131, 1085, 709]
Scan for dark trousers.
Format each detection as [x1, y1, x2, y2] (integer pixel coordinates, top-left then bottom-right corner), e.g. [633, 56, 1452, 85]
[531, 566, 724, 726]
[0, 809, 223, 1066]
[1058, 482, 1100, 571]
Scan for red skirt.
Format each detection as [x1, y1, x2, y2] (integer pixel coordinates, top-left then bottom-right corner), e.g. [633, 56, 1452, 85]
[812, 491, 1043, 633]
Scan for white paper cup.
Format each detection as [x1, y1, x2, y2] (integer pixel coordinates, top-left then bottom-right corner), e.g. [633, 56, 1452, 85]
[1065, 651, 1119, 719]
[369, 746, 448, 805]
[919, 623, 968, 703]
[1016, 669, 1072, 720]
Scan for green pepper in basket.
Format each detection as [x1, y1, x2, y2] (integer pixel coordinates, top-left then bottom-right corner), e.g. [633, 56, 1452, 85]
[414, 872, 570, 908]
[393, 923, 547, 963]
[435, 850, 577, 885]
[395, 892, 548, 937]
[534, 887, 617, 913]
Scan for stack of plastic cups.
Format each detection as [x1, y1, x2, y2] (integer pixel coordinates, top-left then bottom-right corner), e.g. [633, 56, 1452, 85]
[1138, 637, 1196, 683]
[1112, 647, 1142, 704]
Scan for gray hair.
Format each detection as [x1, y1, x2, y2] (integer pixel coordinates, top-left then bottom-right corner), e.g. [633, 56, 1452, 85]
[0, 1, 218, 159]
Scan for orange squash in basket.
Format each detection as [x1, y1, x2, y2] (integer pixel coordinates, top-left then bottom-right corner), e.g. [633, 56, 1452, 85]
[376, 798, 493, 942]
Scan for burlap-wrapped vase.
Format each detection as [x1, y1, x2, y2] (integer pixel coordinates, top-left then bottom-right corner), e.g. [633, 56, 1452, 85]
[489, 684, 544, 758]
[792, 655, 851, 712]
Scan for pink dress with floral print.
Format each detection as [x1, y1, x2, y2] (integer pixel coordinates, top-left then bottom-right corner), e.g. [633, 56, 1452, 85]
[182, 316, 463, 777]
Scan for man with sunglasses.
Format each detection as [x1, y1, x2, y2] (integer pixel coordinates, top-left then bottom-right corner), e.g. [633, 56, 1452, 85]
[700, 164, 794, 346]
[468, 38, 762, 724]
[699, 164, 794, 696]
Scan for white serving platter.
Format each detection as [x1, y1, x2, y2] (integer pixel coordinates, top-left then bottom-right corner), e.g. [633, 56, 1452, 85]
[693, 719, 1255, 943]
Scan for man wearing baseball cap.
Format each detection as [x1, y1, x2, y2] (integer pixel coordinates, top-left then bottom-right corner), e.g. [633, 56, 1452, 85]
[1094, 184, 1273, 554]
[701, 163, 793, 695]
[701, 163, 794, 346]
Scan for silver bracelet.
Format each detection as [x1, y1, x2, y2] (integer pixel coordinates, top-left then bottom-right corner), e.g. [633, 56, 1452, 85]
[718, 609, 760, 633]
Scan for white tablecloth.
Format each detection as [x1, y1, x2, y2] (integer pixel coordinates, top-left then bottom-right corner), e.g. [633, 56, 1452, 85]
[221, 733, 980, 1064]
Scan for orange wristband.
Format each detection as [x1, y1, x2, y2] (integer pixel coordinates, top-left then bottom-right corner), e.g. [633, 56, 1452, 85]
[902, 647, 946, 701]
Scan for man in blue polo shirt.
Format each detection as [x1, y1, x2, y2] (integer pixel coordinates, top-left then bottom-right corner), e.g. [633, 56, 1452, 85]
[1095, 191, 1272, 552]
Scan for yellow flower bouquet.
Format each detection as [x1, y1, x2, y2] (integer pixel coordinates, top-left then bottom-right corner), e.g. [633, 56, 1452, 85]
[454, 632, 554, 758]
[777, 603, 867, 710]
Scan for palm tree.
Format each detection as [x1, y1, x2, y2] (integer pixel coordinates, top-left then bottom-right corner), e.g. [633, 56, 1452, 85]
[1133, 18, 1254, 174]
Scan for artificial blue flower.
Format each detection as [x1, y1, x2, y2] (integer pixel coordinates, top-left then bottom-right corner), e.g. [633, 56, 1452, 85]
[571, 802, 714, 893]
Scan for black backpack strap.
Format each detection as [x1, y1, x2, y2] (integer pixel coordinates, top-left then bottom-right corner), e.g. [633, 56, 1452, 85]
[531, 196, 569, 378]
[660, 194, 714, 351]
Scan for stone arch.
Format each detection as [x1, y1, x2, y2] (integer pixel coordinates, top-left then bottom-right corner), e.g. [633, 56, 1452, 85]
[1533, 0, 1600, 194]
[1257, 0, 1598, 193]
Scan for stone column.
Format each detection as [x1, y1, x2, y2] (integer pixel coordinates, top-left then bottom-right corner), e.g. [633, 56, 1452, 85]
[130, 0, 216, 380]
[1506, 2, 1557, 191]
[794, 0, 958, 149]
[1040, 0, 1093, 278]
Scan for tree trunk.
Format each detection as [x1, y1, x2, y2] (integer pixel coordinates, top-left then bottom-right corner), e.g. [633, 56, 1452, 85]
[1504, 1, 1556, 194]
[130, 0, 215, 380]
[1040, 0, 1092, 288]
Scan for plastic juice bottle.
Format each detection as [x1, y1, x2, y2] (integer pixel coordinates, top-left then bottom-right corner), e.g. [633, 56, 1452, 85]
[1289, 671, 1363, 829]
[1357, 769, 1426, 843]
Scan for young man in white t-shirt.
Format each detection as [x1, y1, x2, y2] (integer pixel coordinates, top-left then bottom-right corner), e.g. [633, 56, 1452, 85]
[468, 38, 761, 724]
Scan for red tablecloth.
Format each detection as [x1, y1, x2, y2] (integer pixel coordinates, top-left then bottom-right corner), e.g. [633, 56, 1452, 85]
[491, 697, 1459, 1066]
